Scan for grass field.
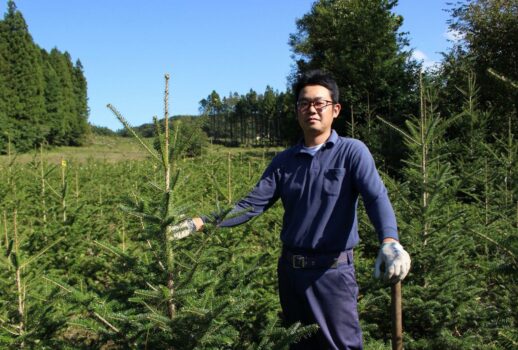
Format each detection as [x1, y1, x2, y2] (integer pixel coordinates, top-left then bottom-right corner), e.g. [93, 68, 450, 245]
[0, 134, 285, 165]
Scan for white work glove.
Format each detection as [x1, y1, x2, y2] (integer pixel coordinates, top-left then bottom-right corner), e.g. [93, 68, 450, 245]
[166, 218, 196, 240]
[374, 241, 411, 282]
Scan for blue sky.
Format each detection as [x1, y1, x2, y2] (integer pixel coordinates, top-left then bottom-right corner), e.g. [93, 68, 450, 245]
[2, 1, 459, 130]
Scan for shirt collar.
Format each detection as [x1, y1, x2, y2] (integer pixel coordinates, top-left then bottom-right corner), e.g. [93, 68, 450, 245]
[294, 130, 338, 154]
[326, 130, 339, 146]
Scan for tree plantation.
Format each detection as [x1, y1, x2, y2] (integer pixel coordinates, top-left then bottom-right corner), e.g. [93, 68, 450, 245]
[0, 0, 517, 349]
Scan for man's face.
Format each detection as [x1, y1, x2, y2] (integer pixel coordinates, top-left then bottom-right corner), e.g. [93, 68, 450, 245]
[296, 85, 341, 140]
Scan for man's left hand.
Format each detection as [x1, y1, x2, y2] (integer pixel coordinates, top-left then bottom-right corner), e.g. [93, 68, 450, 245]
[374, 242, 411, 282]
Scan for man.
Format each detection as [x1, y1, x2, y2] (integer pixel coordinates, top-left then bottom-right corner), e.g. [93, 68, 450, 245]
[171, 70, 411, 349]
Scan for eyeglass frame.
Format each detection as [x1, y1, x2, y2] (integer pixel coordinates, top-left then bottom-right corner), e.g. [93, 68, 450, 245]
[296, 99, 336, 112]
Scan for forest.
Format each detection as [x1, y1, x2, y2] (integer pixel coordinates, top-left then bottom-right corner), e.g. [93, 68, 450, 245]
[0, 0, 517, 349]
[0, 1, 89, 153]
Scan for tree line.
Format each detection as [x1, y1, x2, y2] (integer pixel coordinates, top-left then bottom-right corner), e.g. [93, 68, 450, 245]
[198, 87, 298, 147]
[0, 0, 89, 153]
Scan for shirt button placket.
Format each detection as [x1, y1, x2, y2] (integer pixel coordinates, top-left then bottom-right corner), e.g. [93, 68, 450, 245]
[310, 151, 320, 173]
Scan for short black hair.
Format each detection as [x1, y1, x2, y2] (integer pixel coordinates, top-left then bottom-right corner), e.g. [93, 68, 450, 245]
[293, 69, 339, 104]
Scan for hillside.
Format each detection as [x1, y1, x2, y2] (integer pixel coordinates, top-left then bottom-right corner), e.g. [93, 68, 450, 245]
[0, 135, 148, 165]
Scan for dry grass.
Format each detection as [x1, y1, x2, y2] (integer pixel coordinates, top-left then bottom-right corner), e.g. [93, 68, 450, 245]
[0, 135, 286, 166]
[0, 135, 149, 165]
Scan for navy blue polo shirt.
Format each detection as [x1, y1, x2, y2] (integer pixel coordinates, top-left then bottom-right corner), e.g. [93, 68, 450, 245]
[218, 130, 399, 253]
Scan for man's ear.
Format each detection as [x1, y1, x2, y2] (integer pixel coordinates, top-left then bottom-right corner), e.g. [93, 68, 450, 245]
[333, 103, 341, 119]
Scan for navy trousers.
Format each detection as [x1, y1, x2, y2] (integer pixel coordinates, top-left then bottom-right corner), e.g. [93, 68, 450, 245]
[277, 251, 363, 350]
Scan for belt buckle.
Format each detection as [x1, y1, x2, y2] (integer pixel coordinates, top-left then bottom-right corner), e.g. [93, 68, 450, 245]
[292, 255, 306, 268]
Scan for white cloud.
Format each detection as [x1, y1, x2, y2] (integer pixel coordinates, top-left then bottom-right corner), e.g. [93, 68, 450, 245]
[413, 50, 428, 61]
[412, 50, 439, 69]
[444, 29, 464, 42]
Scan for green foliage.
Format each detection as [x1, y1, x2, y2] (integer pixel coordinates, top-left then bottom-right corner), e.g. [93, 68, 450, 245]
[443, 0, 517, 136]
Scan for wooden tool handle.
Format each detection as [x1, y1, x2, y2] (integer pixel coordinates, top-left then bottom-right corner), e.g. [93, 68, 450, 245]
[391, 281, 403, 350]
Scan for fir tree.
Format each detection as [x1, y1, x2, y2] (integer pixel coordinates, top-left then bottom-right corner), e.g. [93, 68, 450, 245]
[71, 59, 90, 145]
[46, 49, 77, 146]
[0, 0, 46, 152]
[41, 52, 65, 145]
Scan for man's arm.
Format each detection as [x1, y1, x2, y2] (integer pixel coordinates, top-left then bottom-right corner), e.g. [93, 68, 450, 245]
[168, 157, 282, 239]
[349, 140, 398, 242]
[349, 140, 410, 282]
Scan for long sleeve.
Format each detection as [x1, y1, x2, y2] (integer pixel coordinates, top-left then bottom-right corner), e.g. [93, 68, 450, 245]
[349, 140, 399, 242]
[217, 159, 281, 227]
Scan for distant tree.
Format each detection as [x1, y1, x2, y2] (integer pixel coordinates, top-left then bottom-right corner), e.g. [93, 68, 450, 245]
[90, 124, 117, 136]
[0, 40, 7, 150]
[199, 90, 223, 142]
[71, 59, 90, 144]
[260, 85, 277, 145]
[41, 51, 65, 145]
[197, 87, 299, 147]
[171, 117, 209, 157]
[245, 89, 260, 145]
[221, 92, 240, 145]
[276, 90, 299, 145]
[44, 49, 70, 145]
[42, 49, 90, 146]
[445, 0, 517, 134]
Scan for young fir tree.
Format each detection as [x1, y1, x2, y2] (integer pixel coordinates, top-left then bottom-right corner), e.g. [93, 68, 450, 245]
[472, 115, 518, 348]
[442, 69, 517, 348]
[368, 74, 492, 349]
[0, 156, 68, 348]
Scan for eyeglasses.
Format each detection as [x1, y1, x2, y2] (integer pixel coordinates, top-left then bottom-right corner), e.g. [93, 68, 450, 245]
[296, 99, 334, 111]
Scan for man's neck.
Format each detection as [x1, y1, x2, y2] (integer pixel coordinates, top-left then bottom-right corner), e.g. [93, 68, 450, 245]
[303, 131, 331, 147]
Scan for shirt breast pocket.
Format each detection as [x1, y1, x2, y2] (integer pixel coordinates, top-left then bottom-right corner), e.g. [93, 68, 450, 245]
[322, 168, 346, 196]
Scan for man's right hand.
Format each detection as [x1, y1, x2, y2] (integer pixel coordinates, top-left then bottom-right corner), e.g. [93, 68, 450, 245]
[374, 241, 411, 282]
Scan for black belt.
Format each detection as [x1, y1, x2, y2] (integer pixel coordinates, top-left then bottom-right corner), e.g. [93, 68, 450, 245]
[281, 248, 353, 269]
